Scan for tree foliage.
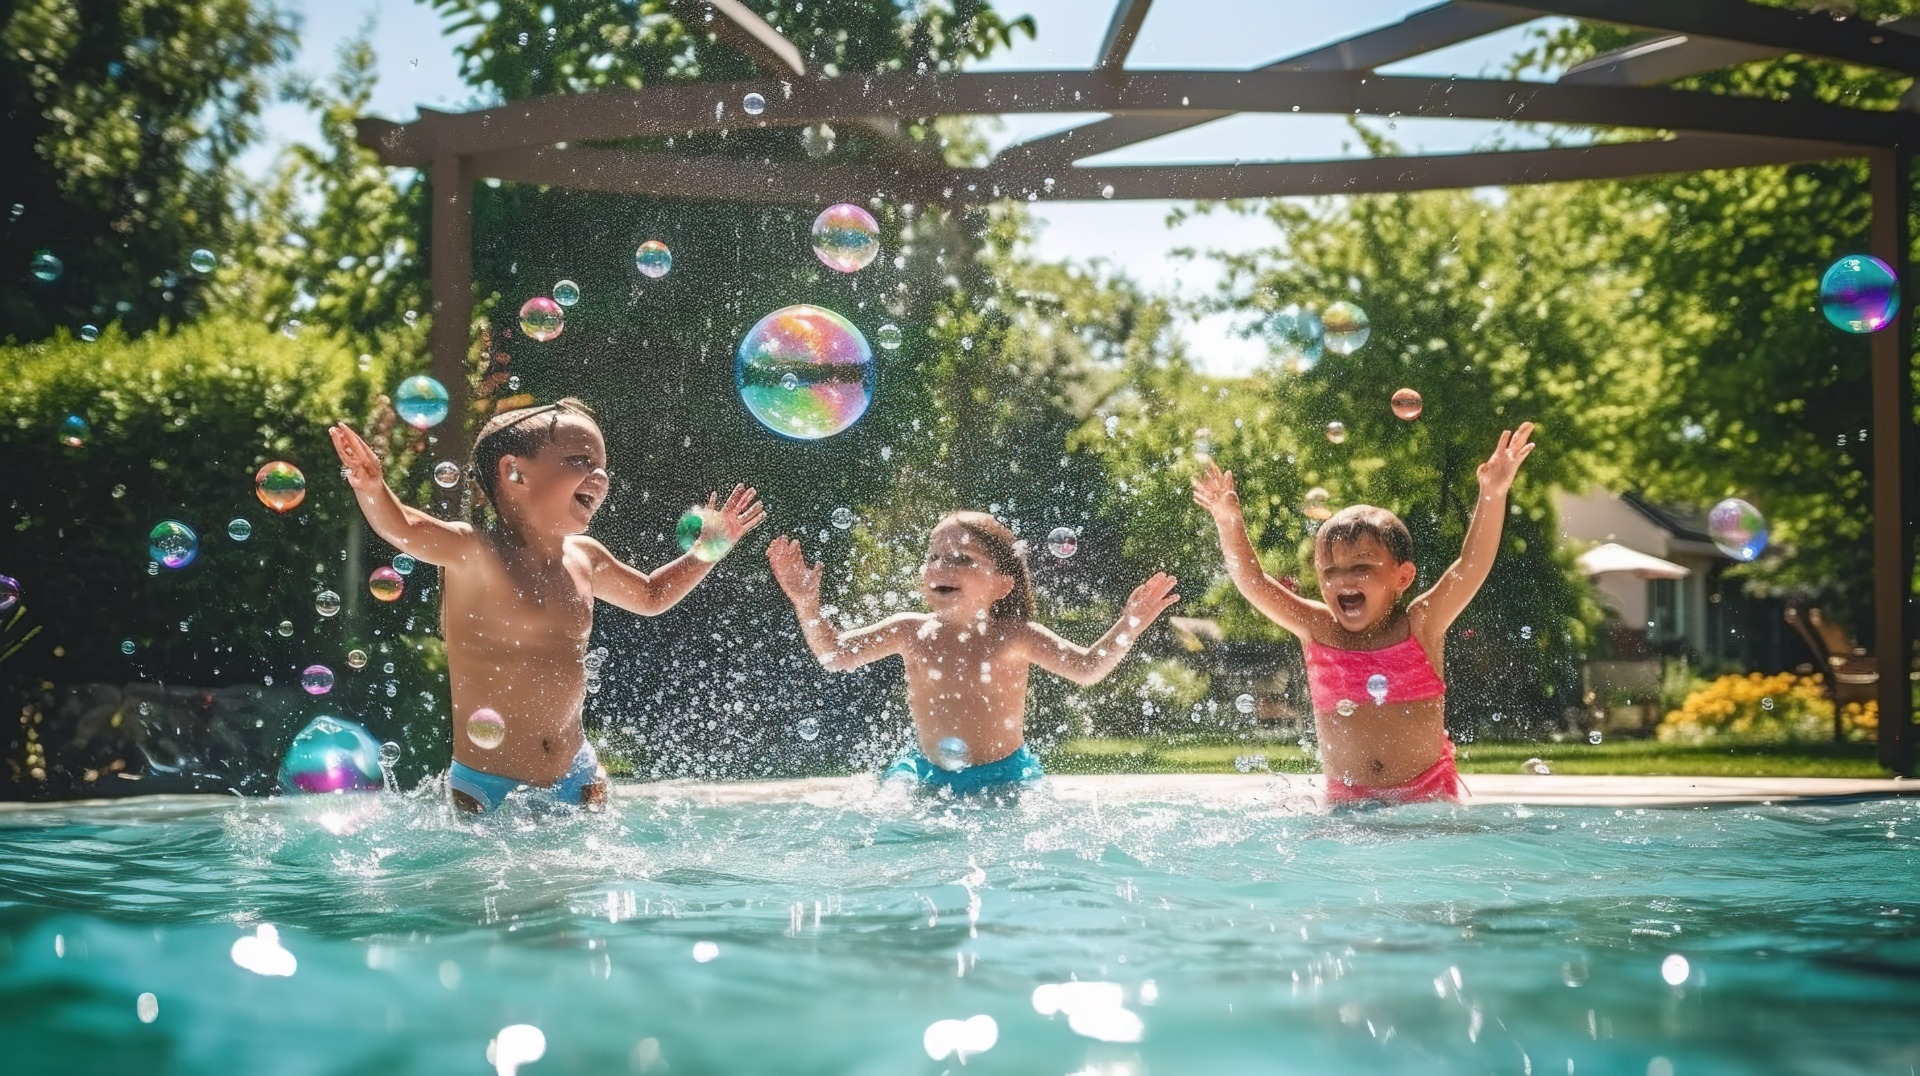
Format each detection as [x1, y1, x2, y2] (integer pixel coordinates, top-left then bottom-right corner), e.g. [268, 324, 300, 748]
[0, 0, 295, 342]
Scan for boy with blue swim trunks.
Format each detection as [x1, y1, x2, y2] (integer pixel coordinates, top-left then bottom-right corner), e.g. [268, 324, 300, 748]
[331, 400, 764, 813]
[768, 512, 1179, 797]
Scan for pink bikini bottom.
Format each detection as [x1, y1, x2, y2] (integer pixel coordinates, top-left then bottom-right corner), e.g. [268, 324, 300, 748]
[1325, 737, 1463, 806]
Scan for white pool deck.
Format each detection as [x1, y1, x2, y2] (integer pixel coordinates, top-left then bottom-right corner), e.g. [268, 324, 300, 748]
[614, 773, 1919, 809]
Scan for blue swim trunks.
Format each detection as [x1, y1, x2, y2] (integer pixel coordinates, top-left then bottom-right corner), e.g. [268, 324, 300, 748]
[882, 744, 1045, 797]
[448, 741, 601, 811]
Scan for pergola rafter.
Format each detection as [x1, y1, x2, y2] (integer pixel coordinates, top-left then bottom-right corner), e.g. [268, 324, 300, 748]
[357, 0, 1917, 773]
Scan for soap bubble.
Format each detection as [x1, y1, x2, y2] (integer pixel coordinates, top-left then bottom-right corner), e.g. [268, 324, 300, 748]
[433, 461, 461, 488]
[315, 590, 342, 617]
[300, 665, 335, 696]
[1302, 487, 1332, 521]
[1193, 427, 1213, 458]
[1335, 698, 1358, 717]
[1324, 421, 1347, 445]
[189, 249, 217, 274]
[797, 717, 820, 741]
[278, 715, 383, 793]
[1588, 730, 1604, 745]
[281, 319, 302, 338]
[391, 554, 415, 576]
[0, 575, 17, 612]
[254, 461, 307, 513]
[394, 375, 450, 430]
[830, 506, 856, 530]
[518, 296, 564, 342]
[227, 518, 252, 541]
[801, 123, 835, 158]
[59, 414, 88, 447]
[1366, 673, 1388, 704]
[735, 304, 875, 440]
[876, 323, 903, 350]
[467, 707, 507, 750]
[934, 736, 972, 772]
[1819, 254, 1899, 333]
[1321, 301, 1371, 354]
[346, 649, 368, 669]
[1391, 388, 1424, 421]
[30, 251, 62, 281]
[1270, 304, 1324, 373]
[79, 324, 100, 342]
[634, 240, 672, 278]
[368, 567, 404, 602]
[1234, 693, 1256, 715]
[121, 639, 136, 655]
[676, 506, 734, 563]
[277, 620, 294, 637]
[742, 91, 766, 115]
[551, 279, 580, 307]
[1708, 497, 1768, 561]
[811, 203, 880, 273]
[148, 520, 198, 569]
[1046, 527, 1078, 559]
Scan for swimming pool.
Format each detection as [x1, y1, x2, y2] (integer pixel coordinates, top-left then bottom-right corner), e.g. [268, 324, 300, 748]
[1, 782, 1915, 1074]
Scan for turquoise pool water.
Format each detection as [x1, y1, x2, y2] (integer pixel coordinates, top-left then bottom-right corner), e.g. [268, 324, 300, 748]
[1, 785, 1915, 1075]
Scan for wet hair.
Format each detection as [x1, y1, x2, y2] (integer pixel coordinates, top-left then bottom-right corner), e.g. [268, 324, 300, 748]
[942, 511, 1036, 622]
[1316, 504, 1415, 566]
[469, 397, 598, 508]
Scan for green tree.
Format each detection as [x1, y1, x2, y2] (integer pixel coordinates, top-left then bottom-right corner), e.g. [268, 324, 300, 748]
[0, 0, 295, 342]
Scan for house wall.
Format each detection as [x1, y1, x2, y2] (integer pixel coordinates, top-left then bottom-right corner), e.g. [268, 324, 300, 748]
[1554, 488, 1719, 655]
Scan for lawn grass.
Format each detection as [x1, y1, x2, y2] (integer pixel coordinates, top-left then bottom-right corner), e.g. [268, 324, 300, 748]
[1043, 737, 1893, 779]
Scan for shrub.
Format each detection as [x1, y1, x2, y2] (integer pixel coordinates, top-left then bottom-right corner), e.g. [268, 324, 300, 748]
[1, 319, 453, 795]
[1657, 671, 1877, 745]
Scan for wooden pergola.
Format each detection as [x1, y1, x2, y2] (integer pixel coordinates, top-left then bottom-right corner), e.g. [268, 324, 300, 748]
[358, 0, 1918, 773]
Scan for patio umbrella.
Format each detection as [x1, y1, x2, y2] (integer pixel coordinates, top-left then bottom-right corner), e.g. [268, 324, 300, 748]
[1576, 542, 1691, 580]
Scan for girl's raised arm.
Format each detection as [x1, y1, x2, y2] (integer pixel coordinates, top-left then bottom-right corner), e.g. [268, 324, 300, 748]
[1023, 572, 1178, 686]
[330, 423, 475, 566]
[767, 535, 917, 671]
[1192, 460, 1322, 636]
[1411, 423, 1535, 634]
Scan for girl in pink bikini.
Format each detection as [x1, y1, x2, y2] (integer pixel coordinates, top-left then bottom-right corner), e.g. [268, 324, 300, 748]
[1192, 423, 1536, 805]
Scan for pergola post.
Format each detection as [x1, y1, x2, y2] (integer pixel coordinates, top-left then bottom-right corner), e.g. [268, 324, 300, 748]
[429, 153, 474, 470]
[1870, 146, 1917, 775]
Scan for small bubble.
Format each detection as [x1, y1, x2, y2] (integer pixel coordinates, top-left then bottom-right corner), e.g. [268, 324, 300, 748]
[189, 249, 217, 274]
[346, 649, 368, 669]
[1234, 693, 1256, 715]
[796, 717, 820, 741]
[743, 92, 766, 115]
[315, 590, 341, 617]
[277, 621, 294, 637]
[79, 324, 100, 342]
[121, 639, 136, 655]
[830, 507, 855, 530]
[1588, 730, 1603, 745]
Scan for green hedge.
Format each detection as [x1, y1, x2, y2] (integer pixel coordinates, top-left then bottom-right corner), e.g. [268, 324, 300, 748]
[1, 319, 453, 794]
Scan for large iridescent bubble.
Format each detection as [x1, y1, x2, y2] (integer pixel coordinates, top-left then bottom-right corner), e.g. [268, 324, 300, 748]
[1819, 254, 1899, 334]
[735, 304, 875, 439]
[634, 240, 672, 279]
[394, 375, 450, 429]
[1271, 304, 1324, 373]
[254, 461, 306, 513]
[1708, 498, 1769, 562]
[811, 203, 880, 273]
[148, 520, 198, 569]
[277, 715, 383, 794]
[1321, 301, 1370, 355]
[0, 575, 18, 613]
[518, 296, 564, 342]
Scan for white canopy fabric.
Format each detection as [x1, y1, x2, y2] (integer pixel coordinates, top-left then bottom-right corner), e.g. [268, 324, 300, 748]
[1576, 542, 1692, 580]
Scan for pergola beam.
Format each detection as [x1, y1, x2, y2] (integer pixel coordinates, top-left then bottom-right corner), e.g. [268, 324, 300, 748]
[670, 0, 805, 76]
[1488, 0, 1920, 76]
[1096, 0, 1155, 70]
[1001, 2, 1532, 166]
[357, 71, 1920, 167]
[1560, 35, 1781, 87]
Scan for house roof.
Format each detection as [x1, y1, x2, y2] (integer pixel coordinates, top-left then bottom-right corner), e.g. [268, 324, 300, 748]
[1620, 491, 1714, 544]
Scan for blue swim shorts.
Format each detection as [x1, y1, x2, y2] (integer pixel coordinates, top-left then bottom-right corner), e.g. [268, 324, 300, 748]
[882, 744, 1044, 797]
[448, 740, 601, 812]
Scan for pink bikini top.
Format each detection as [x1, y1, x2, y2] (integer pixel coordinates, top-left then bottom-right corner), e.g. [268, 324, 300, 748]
[1303, 635, 1446, 712]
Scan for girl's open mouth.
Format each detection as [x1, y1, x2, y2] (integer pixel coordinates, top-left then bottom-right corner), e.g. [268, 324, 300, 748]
[1336, 591, 1365, 615]
[574, 493, 594, 510]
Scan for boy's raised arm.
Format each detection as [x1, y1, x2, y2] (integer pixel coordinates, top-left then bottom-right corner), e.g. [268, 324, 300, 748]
[1024, 572, 1178, 686]
[586, 485, 764, 616]
[330, 423, 474, 566]
[1192, 460, 1321, 636]
[766, 535, 914, 671]
[1412, 422, 1536, 633]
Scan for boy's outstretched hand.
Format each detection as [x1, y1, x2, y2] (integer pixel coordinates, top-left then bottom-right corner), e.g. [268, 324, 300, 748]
[765, 535, 822, 612]
[1191, 459, 1243, 525]
[1122, 572, 1181, 630]
[707, 484, 768, 541]
[1476, 422, 1536, 496]
[329, 423, 387, 496]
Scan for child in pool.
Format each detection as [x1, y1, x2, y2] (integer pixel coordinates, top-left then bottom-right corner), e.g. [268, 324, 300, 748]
[766, 512, 1180, 796]
[1191, 423, 1536, 805]
[330, 398, 765, 812]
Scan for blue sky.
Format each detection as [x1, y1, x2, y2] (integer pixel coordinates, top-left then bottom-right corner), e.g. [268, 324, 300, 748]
[259, 0, 1571, 374]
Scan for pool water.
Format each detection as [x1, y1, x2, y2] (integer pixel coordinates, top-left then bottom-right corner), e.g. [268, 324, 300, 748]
[1, 784, 1915, 1075]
